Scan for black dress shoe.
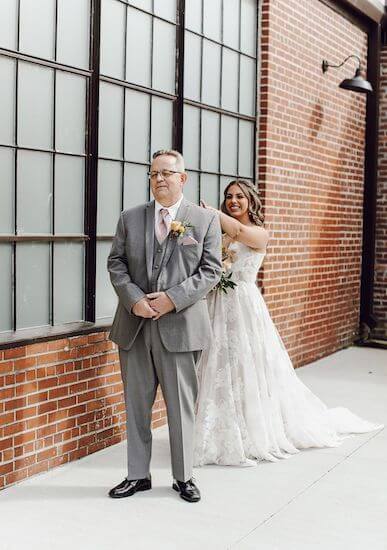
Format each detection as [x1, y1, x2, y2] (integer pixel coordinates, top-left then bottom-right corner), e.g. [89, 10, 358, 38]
[172, 478, 201, 503]
[109, 476, 151, 498]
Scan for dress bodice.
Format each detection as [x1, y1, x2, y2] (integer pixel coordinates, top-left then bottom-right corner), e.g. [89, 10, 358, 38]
[226, 240, 265, 284]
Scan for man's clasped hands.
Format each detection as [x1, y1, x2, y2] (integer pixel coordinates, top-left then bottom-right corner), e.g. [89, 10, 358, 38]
[131, 292, 175, 321]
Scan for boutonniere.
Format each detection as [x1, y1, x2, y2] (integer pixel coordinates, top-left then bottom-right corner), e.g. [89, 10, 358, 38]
[170, 220, 194, 238]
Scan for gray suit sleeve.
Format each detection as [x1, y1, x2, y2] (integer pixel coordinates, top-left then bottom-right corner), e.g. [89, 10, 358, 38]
[165, 213, 222, 313]
[107, 213, 146, 313]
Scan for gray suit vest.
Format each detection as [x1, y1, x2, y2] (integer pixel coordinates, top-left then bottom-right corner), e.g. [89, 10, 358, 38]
[151, 234, 168, 292]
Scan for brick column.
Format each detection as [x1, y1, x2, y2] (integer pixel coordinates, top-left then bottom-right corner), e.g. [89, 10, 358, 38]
[372, 46, 387, 340]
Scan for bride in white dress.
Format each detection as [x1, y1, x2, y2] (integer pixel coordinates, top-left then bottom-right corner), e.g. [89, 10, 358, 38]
[194, 179, 383, 467]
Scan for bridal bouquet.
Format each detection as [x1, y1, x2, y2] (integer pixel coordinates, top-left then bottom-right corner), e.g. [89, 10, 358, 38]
[215, 237, 237, 294]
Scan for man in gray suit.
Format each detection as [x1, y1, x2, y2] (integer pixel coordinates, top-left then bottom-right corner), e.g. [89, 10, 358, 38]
[107, 149, 222, 502]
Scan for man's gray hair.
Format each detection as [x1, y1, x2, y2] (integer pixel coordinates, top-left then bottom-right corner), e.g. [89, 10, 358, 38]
[152, 149, 185, 172]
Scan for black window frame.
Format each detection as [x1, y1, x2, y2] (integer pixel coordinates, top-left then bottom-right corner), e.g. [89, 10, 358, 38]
[0, 0, 259, 348]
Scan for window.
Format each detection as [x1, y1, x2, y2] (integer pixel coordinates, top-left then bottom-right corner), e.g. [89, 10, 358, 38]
[0, 0, 90, 335]
[183, 0, 257, 205]
[0, 0, 257, 339]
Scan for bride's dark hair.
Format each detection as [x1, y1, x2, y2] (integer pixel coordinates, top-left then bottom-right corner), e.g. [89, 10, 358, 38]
[220, 179, 264, 226]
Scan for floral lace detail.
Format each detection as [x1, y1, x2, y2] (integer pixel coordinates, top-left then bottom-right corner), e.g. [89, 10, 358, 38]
[194, 241, 383, 467]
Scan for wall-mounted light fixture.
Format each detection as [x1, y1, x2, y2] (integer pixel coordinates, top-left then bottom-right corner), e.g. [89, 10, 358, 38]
[322, 55, 373, 94]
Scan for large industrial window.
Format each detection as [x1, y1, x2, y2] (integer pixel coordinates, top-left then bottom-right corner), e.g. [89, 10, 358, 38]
[0, 0, 257, 341]
[183, 0, 257, 205]
[0, 0, 91, 336]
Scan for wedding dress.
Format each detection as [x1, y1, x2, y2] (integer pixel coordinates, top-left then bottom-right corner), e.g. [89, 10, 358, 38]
[194, 240, 383, 466]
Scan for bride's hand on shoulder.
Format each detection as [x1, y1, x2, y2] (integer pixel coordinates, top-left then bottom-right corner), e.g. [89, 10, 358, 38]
[200, 200, 219, 214]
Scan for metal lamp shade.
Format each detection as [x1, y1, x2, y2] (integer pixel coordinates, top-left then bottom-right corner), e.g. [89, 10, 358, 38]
[339, 68, 373, 94]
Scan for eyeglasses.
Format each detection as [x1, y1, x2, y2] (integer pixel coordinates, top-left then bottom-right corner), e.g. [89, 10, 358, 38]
[148, 169, 181, 180]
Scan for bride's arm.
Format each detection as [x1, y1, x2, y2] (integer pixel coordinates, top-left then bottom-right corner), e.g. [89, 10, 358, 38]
[220, 212, 269, 249]
[201, 202, 269, 250]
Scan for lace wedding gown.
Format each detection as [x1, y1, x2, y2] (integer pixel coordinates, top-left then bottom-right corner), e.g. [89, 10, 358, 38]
[194, 240, 383, 466]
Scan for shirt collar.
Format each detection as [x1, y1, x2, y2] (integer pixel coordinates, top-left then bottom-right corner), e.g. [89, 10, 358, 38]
[154, 195, 184, 221]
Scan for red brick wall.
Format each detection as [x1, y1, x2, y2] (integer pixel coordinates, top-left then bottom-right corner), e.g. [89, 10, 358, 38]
[258, 0, 369, 366]
[0, 334, 166, 490]
[373, 47, 387, 339]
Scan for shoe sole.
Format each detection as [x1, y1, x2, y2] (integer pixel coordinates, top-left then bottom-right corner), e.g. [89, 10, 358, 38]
[172, 483, 201, 503]
[109, 484, 152, 499]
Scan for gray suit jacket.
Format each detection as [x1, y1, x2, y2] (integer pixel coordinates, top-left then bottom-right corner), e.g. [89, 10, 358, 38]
[107, 197, 222, 352]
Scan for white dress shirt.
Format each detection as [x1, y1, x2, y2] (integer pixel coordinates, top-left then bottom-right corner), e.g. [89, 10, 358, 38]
[154, 195, 184, 228]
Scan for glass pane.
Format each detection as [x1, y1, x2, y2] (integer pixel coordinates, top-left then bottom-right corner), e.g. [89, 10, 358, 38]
[150, 97, 173, 153]
[239, 55, 256, 116]
[55, 155, 84, 234]
[100, 0, 126, 79]
[54, 243, 84, 324]
[185, 0, 202, 33]
[200, 173, 219, 208]
[57, 0, 90, 69]
[18, 62, 54, 150]
[184, 32, 201, 101]
[123, 163, 149, 209]
[0, 148, 15, 234]
[223, 0, 240, 50]
[98, 160, 122, 235]
[96, 241, 117, 319]
[0, 245, 13, 332]
[184, 171, 199, 204]
[19, 0, 55, 59]
[125, 90, 150, 163]
[16, 243, 50, 329]
[99, 82, 124, 159]
[238, 120, 254, 177]
[203, 0, 221, 42]
[0, 57, 16, 146]
[126, 7, 152, 87]
[220, 115, 238, 175]
[56, 72, 86, 154]
[0, 0, 18, 50]
[154, 0, 176, 22]
[220, 175, 231, 203]
[129, 0, 152, 10]
[17, 151, 52, 234]
[183, 105, 200, 170]
[240, 0, 256, 57]
[153, 19, 176, 94]
[221, 49, 239, 113]
[202, 40, 221, 107]
[201, 110, 219, 172]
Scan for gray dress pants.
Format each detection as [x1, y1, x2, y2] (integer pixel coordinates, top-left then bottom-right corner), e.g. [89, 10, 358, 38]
[119, 319, 201, 482]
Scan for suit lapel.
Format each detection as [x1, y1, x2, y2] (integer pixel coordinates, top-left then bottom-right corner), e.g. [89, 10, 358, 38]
[145, 201, 155, 283]
[161, 198, 190, 270]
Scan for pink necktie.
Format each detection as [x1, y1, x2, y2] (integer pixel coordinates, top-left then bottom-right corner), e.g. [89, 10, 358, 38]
[156, 208, 171, 244]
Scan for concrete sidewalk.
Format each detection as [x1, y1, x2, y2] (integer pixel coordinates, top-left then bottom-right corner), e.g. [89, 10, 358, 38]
[0, 346, 386, 550]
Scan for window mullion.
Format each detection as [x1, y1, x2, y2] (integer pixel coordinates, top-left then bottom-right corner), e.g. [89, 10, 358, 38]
[173, 0, 185, 152]
[84, 0, 101, 323]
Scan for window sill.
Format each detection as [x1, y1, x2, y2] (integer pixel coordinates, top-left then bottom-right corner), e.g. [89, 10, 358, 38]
[0, 319, 113, 350]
